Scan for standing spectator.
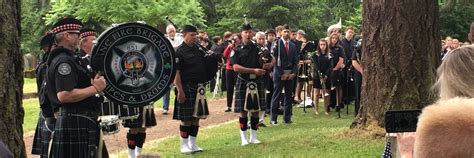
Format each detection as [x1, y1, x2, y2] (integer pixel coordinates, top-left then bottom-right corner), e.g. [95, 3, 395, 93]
[223, 34, 241, 112]
[312, 39, 332, 115]
[441, 36, 453, 60]
[452, 38, 460, 49]
[270, 24, 299, 125]
[352, 38, 363, 116]
[210, 36, 226, 93]
[340, 26, 356, 106]
[294, 29, 307, 103]
[396, 46, 474, 158]
[264, 29, 277, 115]
[198, 31, 212, 49]
[163, 24, 183, 114]
[328, 33, 345, 112]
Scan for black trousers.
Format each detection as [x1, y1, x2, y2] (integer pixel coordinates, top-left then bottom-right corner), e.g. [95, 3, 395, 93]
[271, 78, 294, 123]
[353, 71, 362, 115]
[225, 69, 237, 109]
[342, 68, 355, 104]
[264, 74, 274, 113]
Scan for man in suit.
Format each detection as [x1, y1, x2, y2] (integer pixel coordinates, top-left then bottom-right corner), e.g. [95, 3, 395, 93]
[270, 24, 299, 125]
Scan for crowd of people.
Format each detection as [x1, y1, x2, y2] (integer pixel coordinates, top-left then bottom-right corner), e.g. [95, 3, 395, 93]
[440, 36, 472, 60]
[27, 14, 473, 158]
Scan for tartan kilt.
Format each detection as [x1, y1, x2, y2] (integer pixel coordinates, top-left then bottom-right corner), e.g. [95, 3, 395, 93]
[50, 114, 107, 158]
[32, 112, 43, 155]
[234, 77, 266, 113]
[122, 105, 157, 128]
[32, 112, 55, 157]
[173, 83, 202, 121]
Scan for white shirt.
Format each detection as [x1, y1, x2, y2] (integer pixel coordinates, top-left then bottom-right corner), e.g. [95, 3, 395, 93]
[166, 34, 183, 50]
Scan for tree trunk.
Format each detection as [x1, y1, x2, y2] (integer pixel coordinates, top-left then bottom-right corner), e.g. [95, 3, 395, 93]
[351, 0, 440, 130]
[0, 0, 26, 157]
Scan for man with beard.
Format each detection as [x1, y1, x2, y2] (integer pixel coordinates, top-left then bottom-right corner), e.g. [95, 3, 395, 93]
[46, 17, 108, 158]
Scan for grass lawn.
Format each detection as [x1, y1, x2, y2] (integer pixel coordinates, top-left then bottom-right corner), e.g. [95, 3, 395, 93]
[24, 78, 37, 94]
[118, 104, 385, 157]
[23, 98, 40, 133]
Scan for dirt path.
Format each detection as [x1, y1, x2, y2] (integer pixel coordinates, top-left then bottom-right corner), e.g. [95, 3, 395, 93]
[24, 98, 238, 157]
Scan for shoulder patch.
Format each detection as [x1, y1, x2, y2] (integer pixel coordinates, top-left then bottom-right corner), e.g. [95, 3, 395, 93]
[230, 50, 235, 57]
[58, 63, 72, 75]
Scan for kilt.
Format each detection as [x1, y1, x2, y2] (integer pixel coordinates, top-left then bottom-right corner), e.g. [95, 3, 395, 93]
[122, 105, 157, 128]
[32, 112, 55, 157]
[173, 83, 203, 121]
[50, 114, 108, 158]
[234, 76, 265, 113]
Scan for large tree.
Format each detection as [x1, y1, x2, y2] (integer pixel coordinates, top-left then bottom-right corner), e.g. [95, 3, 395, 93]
[352, 0, 440, 129]
[0, 0, 26, 157]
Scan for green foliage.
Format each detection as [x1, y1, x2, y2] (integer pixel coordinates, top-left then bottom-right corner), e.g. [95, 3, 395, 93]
[21, 0, 51, 56]
[205, 0, 362, 41]
[20, 0, 207, 55]
[439, 2, 474, 41]
[20, 0, 471, 56]
[44, 0, 207, 32]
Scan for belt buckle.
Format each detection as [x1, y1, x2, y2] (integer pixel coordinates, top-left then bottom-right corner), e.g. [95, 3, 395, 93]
[249, 74, 256, 79]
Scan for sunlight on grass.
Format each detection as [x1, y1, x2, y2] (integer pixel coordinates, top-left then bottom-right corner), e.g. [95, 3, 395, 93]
[116, 103, 384, 158]
[23, 78, 37, 94]
[23, 98, 40, 133]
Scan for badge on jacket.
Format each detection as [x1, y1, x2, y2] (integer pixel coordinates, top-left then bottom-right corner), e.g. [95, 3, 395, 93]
[58, 63, 71, 75]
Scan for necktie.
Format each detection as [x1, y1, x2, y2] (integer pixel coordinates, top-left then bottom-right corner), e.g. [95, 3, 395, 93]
[285, 41, 289, 55]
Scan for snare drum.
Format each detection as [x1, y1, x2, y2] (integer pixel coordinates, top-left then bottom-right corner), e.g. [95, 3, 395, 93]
[121, 104, 157, 128]
[98, 115, 120, 135]
[99, 98, 120, 116]
[118, 105, 140, 120]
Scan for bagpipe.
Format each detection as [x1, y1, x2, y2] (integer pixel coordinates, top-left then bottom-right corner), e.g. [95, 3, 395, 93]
[166, 16, 222, 83]
[250, 39, 272, 67]
[190, 42, 219, 118]
[194, 41, 223, 83]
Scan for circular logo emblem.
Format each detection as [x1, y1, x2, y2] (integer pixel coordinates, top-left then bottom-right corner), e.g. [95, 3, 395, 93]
[91, 23, 176, 107]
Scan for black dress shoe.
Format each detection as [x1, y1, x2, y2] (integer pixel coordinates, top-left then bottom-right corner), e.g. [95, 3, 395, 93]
[225, 108, 232, 112]
[284, 120, 293, 124]
[258, 122, 267, 127]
